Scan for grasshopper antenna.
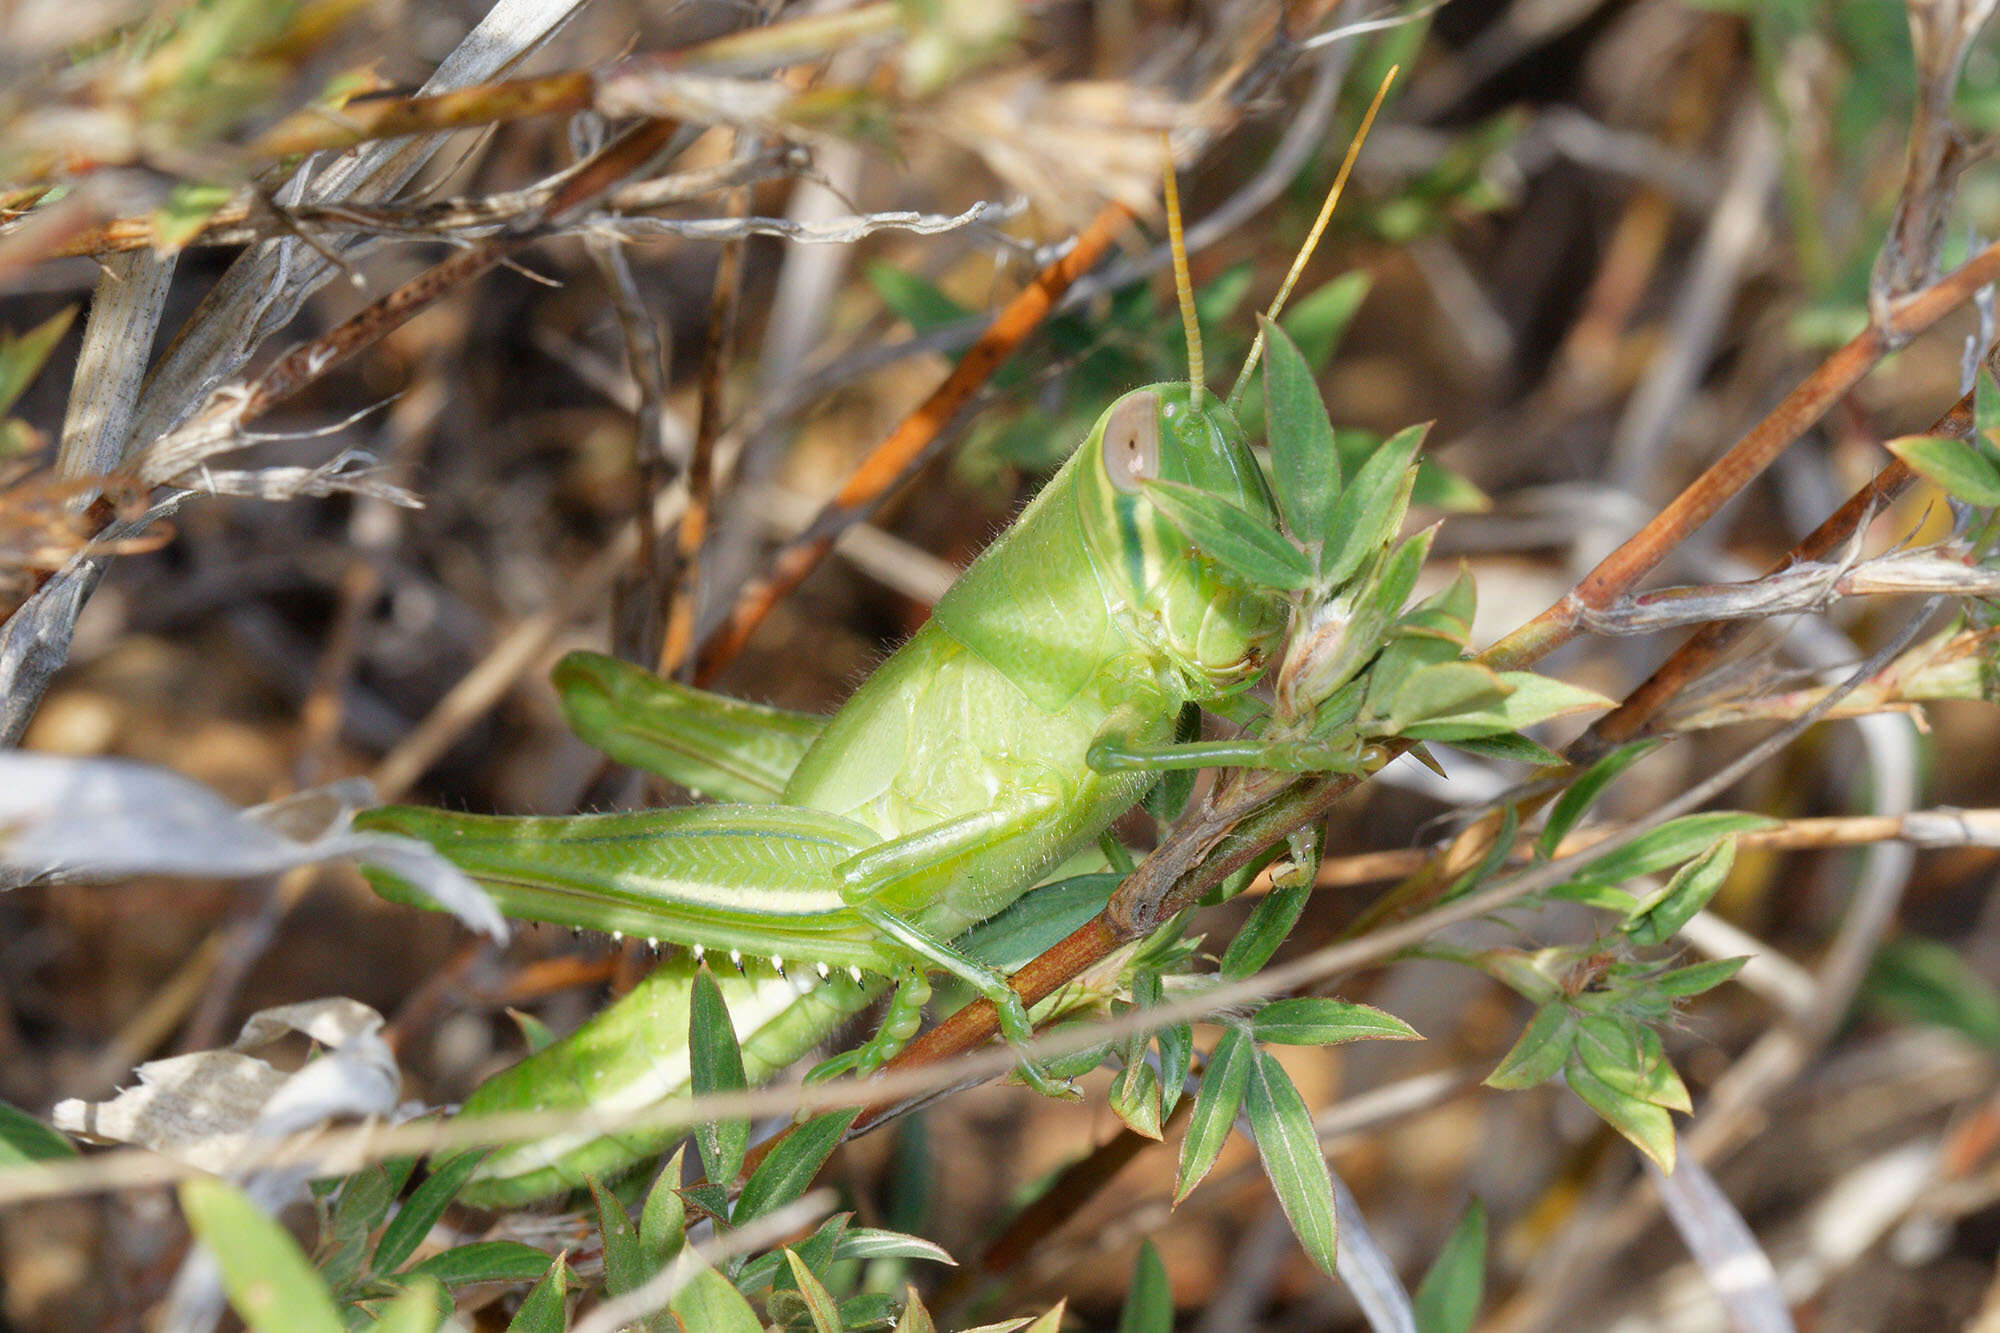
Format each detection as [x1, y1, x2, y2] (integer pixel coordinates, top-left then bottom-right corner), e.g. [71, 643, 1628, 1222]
[1226, 65, 1398, 410]
[1162, 136, 1204, 407]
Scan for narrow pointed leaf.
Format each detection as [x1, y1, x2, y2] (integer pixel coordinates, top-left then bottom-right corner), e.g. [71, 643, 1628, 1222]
[1118, 1239, 1174, 1333]
[1251, 997, 1421, 1047]
[1398, 672, 1609, 742]
[736, 1108, 859, 1225]
[1110, 1058, 1165, 1140]
[372, 1151, 488, 1276]
[1565, 1060, 1677, 1172]
[1321, 422, 1428, 585]
[689, 968, 749, 1188]
[1175, 1026, 1252, 1204]
[1156, 1020, 1194, 1121]
[1888, 433, 2000, 506]
[1221, 883, 1309, 980]
[589, 1176, 648, 1297]
[1413, 1199, 1486, 1333]
[1282, 272, 1372, 367]
[670, 1260, 764, 1333]
[1485, 1003, 1574, 1090]
[640, 1147, 687, 1270]
[1245, 1051, 1339, 1276]
[367, 1278, 448, 1333]
[505, 1253, 569, 1333]
[895, 1287, 939, 1333]
[180, 1176, 343, 1333]
[402, 1241, 557, 1287]
[1538, 740, 1663, 858]
[1445, 732, 1566, 766]
[0, 306, 77, 420]
[785, 1249, 844, 1333]
[1142, 478, 1314, 590]
[1385, 661, 1514, 732]
[0, 1100, 75, 1166]
[1260, 316, 1341, 541]
[1624, 835, 1736, 945]
[1558, 812, 1775, 890]
[1655, 956, 1746, 998]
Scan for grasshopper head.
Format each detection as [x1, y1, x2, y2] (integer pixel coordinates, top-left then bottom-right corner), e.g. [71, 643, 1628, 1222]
[1081, 383, 1287, 694]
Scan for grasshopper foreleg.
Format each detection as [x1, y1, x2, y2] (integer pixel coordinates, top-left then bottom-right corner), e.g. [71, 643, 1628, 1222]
[1087, 711, 1365, 775]
[804, 967, 931, 1083]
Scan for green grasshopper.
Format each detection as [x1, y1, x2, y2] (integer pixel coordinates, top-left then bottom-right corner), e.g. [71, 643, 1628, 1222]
[356, 154, 1418, 1205]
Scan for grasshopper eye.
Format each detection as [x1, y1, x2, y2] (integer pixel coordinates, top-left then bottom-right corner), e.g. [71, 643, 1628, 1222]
[1102, 391, 1161, 493]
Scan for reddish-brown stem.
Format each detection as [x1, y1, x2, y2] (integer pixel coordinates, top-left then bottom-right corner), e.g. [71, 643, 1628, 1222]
[690, 199, 1136, 685]
[241, 119, 678, 418]
[1576, 389, 1975, 754]
[1485, 237, 2000, 671]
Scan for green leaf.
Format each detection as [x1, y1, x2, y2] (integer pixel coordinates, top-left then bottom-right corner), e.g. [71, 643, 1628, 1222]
[1260, 316, 1341, 542]
[371, 1151, 487, 1276]
[1117, 1239, 1174, 1333]
[1110, 1057, 1165, 1140]
[401, 1241, 557, 1287]
[785, 1249, 844, 1333]
[689, 967, 749, 1188]
[1397, 672, 1610, 742]
[152, 182, 234, 252]
[1538, 741, 1663, 858]
[1654, 956, 1746, 998]
[590, 1176, 649, 1298]
[1446, 732, 1566, 766]
[321, 1161, 402, 1292]
[640, 1148, 687, 1271]
[1413, 1199, 1486, 1333]
[736, 1108, 860, 1225]
[1385, 661, 1515, 732]
[507, 1007, 558, 1054]
[867, 263, 971, 332]
[0, 306, 76, 422]
[1888, 433, 2000, 506]
[1175, 1026, 1252, 1204]
[1557, 812, 1775, 891]
[1251, 997, 1421, 1047]
[895, 1287, 940, 1333]
[669, 1260, 765, 1333]
[1155, 1020, 1194, 1122]
[1321, 421, 1428, 585]
[1141, 478, 1314, 591]
[1572, 1017, 1688, 1114]
[1624, 835, 1737, 945]
[366, 1277, 448, 1333]
[1485, 1002, 1575, 1090]
[1020, 1303, 1070, 1333]
[1863, 936, 2000, 1046]
[1565, 1059, 1677, 1172]
[1220, 883, 1309, 980]
[0, 1100, 76, 1167]
[1245, 1051, 1339, 1276]
[832, 1228, 955, 1266]
[505, 1253, 570, 1333]
[1281, 272, 1372, 368]
[1411, 458, 1490, 514]
[179, 1176, 343, 1333]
